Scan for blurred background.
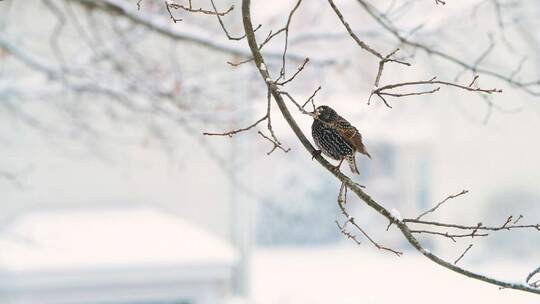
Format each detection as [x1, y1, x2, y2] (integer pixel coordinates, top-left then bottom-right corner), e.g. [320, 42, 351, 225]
[0, 0, 539, 303]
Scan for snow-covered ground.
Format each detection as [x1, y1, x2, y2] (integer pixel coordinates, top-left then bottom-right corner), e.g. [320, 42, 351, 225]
[252, 246, 538, 304]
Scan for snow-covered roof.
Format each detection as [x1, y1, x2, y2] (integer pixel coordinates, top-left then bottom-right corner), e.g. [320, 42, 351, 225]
[0, 205, 237, 274]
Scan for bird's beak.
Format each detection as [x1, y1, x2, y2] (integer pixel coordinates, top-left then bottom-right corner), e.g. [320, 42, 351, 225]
[306, 111, 316, 117]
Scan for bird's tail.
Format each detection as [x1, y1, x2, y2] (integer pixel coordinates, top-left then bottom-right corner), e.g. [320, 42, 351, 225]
[359, 144, 372, 159]
[346, 155, 360, 174]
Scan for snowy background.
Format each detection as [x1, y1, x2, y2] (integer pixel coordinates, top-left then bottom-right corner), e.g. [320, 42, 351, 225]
[1, 0, 540, 303]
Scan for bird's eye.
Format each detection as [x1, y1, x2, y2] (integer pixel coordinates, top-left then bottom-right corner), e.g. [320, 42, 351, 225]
[321, 112, 329, 120]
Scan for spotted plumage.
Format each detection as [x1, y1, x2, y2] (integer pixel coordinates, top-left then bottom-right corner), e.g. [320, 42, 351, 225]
[310, 105, 371, 174]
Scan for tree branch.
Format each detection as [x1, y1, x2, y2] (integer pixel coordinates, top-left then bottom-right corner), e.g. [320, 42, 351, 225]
[240, 0, 540, 294]
[454, 244, 473, 265]
[337, 182, 402, 256]
[354, 0, 540, 96]
[70, 0, 326, 64]
[370, 76, 502, 108]
[416, 189, 469, 220]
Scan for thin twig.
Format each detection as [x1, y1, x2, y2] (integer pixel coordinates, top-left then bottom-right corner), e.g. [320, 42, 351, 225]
[327, 0, 383, 59]
[416, 189, 469, 220]
[265, 89, 282, 146]
[374, 48, 410, 87]
[279, 91, 315, 115]
[167, 0, 234, 17]
[335, 220, 362, 245]
[454, 244, 473, 265]
[513, 215, 524, 225]
[301, 86, 322, 110]
[277, 0, 303, 81]
[455, 34, 495, 82]
[404, 218, 540, 232]
[227, 57, 254, 67]
[277, 57, 309, 86]
[378, 87, 440, 98]
[375, 76, 502, 94]
[210, 0, 261, 41]
[337, 183, 403, 256]
[410, 230, 488, 242]
[370, 76, 502, 108]
[165, 1, 183, 22]
[258, 131, 290, 155]
[202, 115, 267, 137]
[527, 267, 540, 288]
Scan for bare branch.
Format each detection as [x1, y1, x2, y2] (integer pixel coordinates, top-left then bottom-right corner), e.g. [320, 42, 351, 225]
[410, 229, 488, 242]
[276, 57, 309, 86]
[258, 29, 282, 50]
[202, 115, 267, 137]
[455, 34, 495, 82]
[354, 0, 540, 96]
[328, 0, 410, 89]
[0, 170, 28, 189]
[527, 267, 540, 288]
[416, 189, 469, 220]
[166, 0, 234, 17]
[335, 220, 362, 245]
[336, 183, 402, 256]
[374, 48, 410, 87]
[370, 76, 502, 107]
[277, 0, 303, 81]
[210, 0, 261, 41]
[239, 0, 540, 293]
[301, 86, 322, 110]
[376, 76, 502, 94]
[513, 214, 524, 225]
[454, 244, 473, 265]
[227, 57, 254, 66]
[203, 88, 289, 155]
[165, 1, 183, 22]
[258, 131, 290, 155]
[327, 0, 383, 59]
[279, 91, 316, 115]
[265, 88, 287, 150]
[468, 75, 479, 87]
[403, 218, 540, 232]
[71, 0, 319, 63]
[509, 56, 527, 81]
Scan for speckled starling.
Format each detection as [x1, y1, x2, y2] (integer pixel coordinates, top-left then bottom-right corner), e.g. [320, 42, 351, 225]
[310, 105, 371, 174]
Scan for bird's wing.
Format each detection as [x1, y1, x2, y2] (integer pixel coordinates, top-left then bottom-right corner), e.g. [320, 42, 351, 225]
[333, 116, 372, 159]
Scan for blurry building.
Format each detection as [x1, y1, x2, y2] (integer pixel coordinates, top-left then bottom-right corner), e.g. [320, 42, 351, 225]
[0, 204, 238, 304]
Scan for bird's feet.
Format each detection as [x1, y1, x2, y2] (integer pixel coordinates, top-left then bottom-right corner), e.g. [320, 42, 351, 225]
[330, 159, 345, 173]
[354, 182, 366, 189]
[330, 163, 343, 173]
[311, 149, 322, 160]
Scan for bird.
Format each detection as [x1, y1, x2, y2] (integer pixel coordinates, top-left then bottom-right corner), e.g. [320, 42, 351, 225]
[309, 105, 371, 174]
